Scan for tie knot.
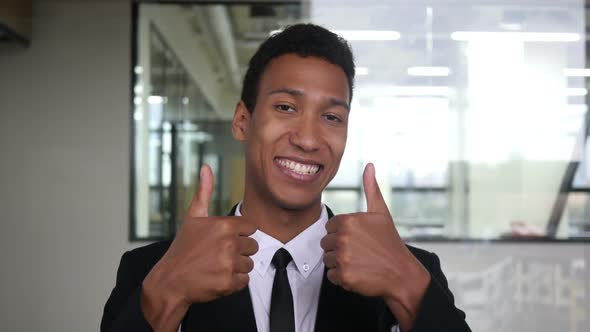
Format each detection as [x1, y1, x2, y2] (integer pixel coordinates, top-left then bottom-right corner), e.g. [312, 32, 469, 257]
[271, 248, 292, 270]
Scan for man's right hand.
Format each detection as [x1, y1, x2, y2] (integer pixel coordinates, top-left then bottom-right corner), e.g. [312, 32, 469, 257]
[140, 164, 258, 332]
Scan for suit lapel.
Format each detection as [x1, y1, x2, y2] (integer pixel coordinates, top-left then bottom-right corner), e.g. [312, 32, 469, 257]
[182, 205, 257, 332]
[314, 267, 351, 332]
[213, 286, 257, 332]
[182, 286, 257, 332]
[314, 207, 396, 332]
[220, 204, 257, 331]
[315, 207, 357, 332]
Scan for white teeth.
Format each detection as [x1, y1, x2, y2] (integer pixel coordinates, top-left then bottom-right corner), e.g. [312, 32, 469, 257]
[277, 158, 320, 175]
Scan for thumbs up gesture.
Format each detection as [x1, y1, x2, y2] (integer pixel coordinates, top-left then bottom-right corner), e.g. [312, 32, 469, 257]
[320, 163, 431, 329]
[141, 165, 258, 331]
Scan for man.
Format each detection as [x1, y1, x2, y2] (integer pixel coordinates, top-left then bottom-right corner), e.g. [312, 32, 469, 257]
[101, 24, 471, 332]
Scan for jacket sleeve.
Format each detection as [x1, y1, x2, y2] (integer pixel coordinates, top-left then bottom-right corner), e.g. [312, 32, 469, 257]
[100, 251, 154, 332]
[408, 252, 471, 332]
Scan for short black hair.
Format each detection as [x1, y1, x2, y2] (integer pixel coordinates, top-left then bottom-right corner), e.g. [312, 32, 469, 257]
[240, 23, 355, 113]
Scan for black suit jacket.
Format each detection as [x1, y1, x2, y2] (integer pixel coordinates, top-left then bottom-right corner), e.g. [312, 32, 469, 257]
[101, 208, 471, 332]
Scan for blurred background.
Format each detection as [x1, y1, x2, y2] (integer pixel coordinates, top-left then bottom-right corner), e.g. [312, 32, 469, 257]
[0, 0, 588, 331]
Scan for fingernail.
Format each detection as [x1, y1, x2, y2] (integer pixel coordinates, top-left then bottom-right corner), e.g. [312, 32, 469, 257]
[368, 162, 375, 176]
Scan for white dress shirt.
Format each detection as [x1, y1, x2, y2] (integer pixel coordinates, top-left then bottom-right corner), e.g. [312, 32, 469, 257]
[178, 204, 399, 332]
[236, 202, 328, 332]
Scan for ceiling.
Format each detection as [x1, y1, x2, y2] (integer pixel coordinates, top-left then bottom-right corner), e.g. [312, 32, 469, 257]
[142, 1, 587, 121]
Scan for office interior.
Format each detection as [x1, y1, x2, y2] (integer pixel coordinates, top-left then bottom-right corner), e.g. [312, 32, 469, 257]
[0, 0, 588, 331]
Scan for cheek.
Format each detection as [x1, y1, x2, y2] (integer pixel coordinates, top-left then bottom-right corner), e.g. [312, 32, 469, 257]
[248, 116, 290, 161]
[328, 130, 347, 161]
[255, 116, 290, 144]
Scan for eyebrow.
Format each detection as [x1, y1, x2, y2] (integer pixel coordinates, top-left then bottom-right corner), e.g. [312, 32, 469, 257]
[267, 88, 350, 111]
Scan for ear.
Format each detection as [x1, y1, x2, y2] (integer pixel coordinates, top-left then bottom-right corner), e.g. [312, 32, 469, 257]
[232, 101, 250, 142]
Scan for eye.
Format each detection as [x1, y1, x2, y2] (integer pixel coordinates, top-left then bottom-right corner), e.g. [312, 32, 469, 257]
[275, 104, 296, 113]
[324, 114, 343, 123]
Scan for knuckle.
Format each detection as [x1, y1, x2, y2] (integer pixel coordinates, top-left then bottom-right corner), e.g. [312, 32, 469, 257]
[340, 269, 354, 287]
[213, 277, 228, 294]
[222, 238, 237, 253]
[246, 258, 255, 271]
[319, 236, 327, 250]
[336, 250, 349, 266]
[218, 257, 234, 274]
[340, 217, 353, 232]
[236, 274, 249, 290]
[218, 219, 236, 234]
[223, 273, 235, 289]
[336, 234, 349, 248]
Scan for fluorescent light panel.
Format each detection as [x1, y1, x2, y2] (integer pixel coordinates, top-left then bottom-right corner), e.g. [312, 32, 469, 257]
[148, 95, 164, 104]
[390, 86, 451, 97]
[407, 66, 450, 77]
[451, 31, 581, 42]
[333, 30, 400, 41]
[566, 88, 587, 96]
[564, 68, 590, 77]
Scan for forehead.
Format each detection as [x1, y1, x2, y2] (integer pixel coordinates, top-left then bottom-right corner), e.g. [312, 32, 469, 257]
[257, 54, 350, 102]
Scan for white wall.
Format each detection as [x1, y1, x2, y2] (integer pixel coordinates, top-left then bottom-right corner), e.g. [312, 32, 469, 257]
[0, 1, 588, 332]
[0, 0, 142, 330]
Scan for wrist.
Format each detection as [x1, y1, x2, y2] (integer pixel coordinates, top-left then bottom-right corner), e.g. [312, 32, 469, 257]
[389, 260, 430, 306]
[141, 266, 190, 331]
[383, 256, 431, 331]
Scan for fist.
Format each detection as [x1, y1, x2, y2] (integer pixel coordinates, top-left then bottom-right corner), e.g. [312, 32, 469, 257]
[145, 164, 258, 305]
[320, 163, 426, 300]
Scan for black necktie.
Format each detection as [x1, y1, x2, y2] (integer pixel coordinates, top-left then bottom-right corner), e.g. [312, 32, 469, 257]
[270, 248, 295, 332]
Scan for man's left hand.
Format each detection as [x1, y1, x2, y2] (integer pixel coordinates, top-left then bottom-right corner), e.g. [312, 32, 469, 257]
[320, 163, 431, 330]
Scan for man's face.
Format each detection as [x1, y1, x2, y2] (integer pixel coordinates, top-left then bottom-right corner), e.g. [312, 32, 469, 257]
[233, 54, 350, 210]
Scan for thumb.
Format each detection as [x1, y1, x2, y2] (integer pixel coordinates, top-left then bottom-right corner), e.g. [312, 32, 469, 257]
[187, 164, 214, 217]
[363, 163, 389, 215]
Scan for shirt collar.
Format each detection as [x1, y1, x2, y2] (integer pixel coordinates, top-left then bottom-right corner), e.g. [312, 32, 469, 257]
[235, 202, 328, 279]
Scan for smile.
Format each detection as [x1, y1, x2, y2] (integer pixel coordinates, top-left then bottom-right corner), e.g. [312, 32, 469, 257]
[274, 157, 322, 176]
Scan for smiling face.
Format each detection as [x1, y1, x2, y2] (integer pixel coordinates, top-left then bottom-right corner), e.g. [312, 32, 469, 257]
[232, 54, 350, 210]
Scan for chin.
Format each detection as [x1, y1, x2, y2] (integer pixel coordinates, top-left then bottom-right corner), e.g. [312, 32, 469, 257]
[270, 190, 322, 211]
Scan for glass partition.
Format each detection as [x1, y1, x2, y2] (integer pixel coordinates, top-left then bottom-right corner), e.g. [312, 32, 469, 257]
[131, 0, 590, 241]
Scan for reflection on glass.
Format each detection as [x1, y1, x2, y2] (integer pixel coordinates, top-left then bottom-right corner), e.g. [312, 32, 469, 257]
[322, 190, 361, 215]
[132, 1, 590, 241]
[561, 192, 590, 238]
[392, 191, 449, 238]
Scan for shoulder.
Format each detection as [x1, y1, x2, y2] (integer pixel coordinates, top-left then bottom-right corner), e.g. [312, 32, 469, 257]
[119, 240, 173, 281]
[125, 240, 172, 260]
[405, 244, 441, 271]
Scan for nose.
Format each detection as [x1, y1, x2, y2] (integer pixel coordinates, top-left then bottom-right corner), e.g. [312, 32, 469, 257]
[289, 114, 321, 152]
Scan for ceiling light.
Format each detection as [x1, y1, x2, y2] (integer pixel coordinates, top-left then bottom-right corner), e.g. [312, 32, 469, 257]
[390, 86, 451, 97]
[564, 68, 590, 77]
[451, 31, 581, 42]
[148, 95, 164, 104]
[407, 66, 450, 76]
[566, 88, 587, 96]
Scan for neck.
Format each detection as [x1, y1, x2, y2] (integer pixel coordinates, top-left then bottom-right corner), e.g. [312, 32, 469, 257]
[240, 193, 322, 244]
